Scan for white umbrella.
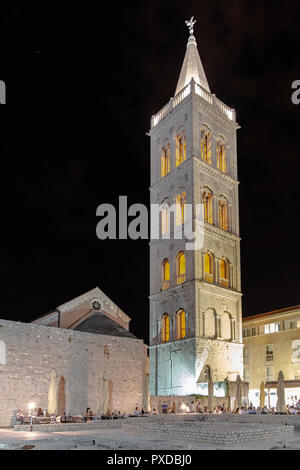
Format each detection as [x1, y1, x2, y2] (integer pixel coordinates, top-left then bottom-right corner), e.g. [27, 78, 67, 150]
[99, 373, 109, 415]
[235, 375, 242, 410]
[260, 381, 265, 409]
[48, 369, 58, 415]
[276, 371, 285, 413]
[207, 376, 214, 413]
[142, 374, 151, 413]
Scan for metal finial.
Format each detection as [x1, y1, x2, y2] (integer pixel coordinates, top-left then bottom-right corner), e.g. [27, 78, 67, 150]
[185, 16, 196, 35]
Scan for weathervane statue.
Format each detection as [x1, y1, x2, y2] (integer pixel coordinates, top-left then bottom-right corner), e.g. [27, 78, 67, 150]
[185, 16, 196, 35]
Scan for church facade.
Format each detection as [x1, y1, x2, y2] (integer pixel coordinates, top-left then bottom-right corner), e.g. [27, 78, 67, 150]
[149, 24, 243, 396]
[0, 287, 148, 426]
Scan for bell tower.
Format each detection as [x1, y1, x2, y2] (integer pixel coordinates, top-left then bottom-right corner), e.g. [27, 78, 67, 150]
[149, 18, 243, 396]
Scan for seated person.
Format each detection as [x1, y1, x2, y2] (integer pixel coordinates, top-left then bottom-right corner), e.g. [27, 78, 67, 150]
[151, 408, 158, 415]
[134, 407, 141, 416]
[85, 407, 94, 421]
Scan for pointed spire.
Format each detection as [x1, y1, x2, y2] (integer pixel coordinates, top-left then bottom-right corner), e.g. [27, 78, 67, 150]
[175, 17, 211, 96]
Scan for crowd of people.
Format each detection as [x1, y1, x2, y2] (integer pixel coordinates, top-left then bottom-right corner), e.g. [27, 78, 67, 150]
[156, 399, 300, 415]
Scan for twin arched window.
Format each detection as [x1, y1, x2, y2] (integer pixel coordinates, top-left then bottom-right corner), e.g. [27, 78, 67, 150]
[161, 252, 186, 289]
[201, 127, 227, 173]
[176, 132, 186, 167]
[203, 253, 230, 288]
[161, 144, 171, 178]
[161, 310, 186, 343]
[202, 189, 229, 231]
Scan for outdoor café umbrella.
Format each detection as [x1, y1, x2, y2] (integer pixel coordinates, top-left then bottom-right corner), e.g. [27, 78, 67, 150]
[260, 381, 265, 408]
[48, 369, 58, 415]
[276, 371, 285, 413]
[99, 373, 109, 416]
[207, 374, 214, 413]
[235, 375, 242, 409]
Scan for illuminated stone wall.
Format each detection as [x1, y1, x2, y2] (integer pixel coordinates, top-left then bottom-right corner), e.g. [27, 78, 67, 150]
[0, 319, 147, 426]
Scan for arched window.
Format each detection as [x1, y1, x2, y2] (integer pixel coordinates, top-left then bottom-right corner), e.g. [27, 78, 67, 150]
[176, 192, 186, 226]
[204, 252, 214, 284]
[176, 252, 186, 285]
[220, 258, 229, 288]
[201, 128, 212, 165]
[161, 313, 170, 343]
[161, 203, 170, 237]
[176, 132, 186, 167]
[176, 309, 186, 340]
[161, 144, 171, 178]
[162, 259, 170, 290]
[219, 198, 228, 231]
[217, 138, 227, 173]
[203, 190, 213, 224]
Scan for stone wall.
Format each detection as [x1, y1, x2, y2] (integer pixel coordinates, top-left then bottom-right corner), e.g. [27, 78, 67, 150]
[150, 395, 230, 412]
[0, 319, 147, 426]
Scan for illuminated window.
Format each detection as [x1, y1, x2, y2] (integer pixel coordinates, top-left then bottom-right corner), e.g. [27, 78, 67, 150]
[161, 313, 170, 343]
[217, 139, 227, 173]
[176, 192, 186, 226]
[201, 128, 212, 164]
[264, 323, 280, 334]
[219, 258, 229, 288]
[176, 252, 186, 285]
[162, 259, 170, 291]
[161, 203, 170, 237]
[161, 144, 171, 178]
[204, 252, 213, 284]
[176, 309, 186, 340]
[219, 199, 228, 231]
[203, 190, 213, 224]
[176, 132, 186, 167]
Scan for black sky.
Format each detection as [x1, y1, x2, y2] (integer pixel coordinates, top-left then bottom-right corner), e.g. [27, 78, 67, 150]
[0, 0, 300, 343]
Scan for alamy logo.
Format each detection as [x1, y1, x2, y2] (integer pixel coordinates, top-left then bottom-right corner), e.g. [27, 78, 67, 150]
[96, 196, 205, 251]
[291, 80, 300, 105]
[0, 81, 6, 104]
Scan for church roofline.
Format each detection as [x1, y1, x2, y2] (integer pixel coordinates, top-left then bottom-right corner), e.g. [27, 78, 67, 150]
[243, 305, 300, 322]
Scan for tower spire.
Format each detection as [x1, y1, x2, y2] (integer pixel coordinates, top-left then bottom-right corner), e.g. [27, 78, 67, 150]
[175, 17, 211, 96]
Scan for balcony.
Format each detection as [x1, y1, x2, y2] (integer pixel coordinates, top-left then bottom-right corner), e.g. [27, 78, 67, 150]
[220, 278, 229, 288]
[177, 274, 186, 285]
[204, 273, 213, 284]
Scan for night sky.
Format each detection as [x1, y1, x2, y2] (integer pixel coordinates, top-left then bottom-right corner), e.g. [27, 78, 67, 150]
[1, 1, 300, 343]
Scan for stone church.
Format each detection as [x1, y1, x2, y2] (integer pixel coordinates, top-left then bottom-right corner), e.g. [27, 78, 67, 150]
[149, 22, 243, 396]
[0, 287, 148, 426]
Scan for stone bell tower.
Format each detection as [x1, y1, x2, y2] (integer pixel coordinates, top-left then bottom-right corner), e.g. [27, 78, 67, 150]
[149, 18, 243, 396]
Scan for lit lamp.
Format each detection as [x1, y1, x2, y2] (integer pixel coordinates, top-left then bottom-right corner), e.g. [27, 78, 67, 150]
[28, 402, 35, 431]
